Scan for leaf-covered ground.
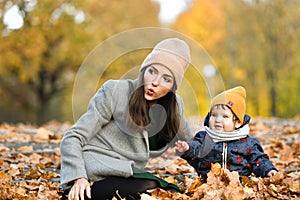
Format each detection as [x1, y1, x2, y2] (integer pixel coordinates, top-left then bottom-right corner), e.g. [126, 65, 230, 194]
[0, 117, 299, 200]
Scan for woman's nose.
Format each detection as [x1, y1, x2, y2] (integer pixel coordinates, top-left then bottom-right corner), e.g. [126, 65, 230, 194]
[151, 76, 160, 86]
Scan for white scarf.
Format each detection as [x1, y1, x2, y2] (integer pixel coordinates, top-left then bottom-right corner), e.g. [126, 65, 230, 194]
[204, 124, 250, 143]
[204, 124, 250, 169]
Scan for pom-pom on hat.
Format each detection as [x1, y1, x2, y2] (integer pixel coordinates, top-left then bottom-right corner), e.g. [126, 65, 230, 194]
[211, 86, 246, 123]
[140, 38, 191, 88]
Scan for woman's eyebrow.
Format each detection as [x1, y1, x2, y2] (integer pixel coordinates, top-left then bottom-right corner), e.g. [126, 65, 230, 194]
[163, 74, 173, 78]
[150, 65, 159, 72]
[151, 65, 173, 78]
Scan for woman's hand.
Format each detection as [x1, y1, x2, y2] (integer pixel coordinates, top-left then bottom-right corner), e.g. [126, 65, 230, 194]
[267, 170, 279, 177]
[68, 178, 91, 200]
[175, 140, 189, 152]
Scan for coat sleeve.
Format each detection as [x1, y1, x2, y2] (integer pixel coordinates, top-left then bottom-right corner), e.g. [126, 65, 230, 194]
[246, 137, 278, 177]
[60, 80, 117, 185]
[176, 95, 193, 141]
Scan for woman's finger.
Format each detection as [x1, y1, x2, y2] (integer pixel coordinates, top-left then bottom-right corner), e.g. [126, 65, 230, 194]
[69, 182, 82, 200]
[86, 184, 91, 199]
[68, 187, 76, 200]
[79, 186, 85, 200]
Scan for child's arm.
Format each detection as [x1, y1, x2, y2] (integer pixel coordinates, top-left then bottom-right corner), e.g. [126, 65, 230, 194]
[247, 137, 278, 177]
[175, 131, 208, 173]
[175, 140, 189, 152]
[175, 131, 206, 158]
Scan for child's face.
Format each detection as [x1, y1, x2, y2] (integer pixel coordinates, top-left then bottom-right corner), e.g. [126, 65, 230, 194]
[209, 105, 241, 132]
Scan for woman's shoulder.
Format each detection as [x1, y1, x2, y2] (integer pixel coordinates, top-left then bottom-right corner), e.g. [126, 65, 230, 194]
[102, 79, 135, 88]
[98, 79, 137, 94]
[175, 94, 185, 109]
[92, 79, 136, 104]
[175, 93, 184, 101]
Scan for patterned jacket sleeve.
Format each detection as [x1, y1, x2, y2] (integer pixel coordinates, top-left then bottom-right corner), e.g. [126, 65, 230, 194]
[175, 94, 193, 141]
[247, 137, 278, 177]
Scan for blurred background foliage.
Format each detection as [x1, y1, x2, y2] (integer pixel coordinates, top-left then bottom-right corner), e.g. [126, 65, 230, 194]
[0, 0, 299, 124]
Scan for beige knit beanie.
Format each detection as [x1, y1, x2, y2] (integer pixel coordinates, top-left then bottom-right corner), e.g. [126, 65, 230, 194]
[140, 38, 191, 88]
[211, 86, 246, 123]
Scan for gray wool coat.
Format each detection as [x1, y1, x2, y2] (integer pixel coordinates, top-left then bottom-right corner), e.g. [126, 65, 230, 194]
[60, 79, 192, 185]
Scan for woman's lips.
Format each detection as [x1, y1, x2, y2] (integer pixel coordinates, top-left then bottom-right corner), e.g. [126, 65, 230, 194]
[147, 88, 155, 95]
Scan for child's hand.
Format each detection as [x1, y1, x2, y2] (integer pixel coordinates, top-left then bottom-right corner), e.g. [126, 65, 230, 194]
[267, 170, 279, 177]
[175, 140, 189, 152]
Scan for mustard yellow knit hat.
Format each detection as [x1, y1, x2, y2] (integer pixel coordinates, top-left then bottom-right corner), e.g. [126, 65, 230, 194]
[140, 38, 190, 88]
[211, 86, 246, 123]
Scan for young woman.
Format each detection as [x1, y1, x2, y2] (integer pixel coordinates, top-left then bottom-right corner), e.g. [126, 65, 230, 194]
[60, 38, 193, 200]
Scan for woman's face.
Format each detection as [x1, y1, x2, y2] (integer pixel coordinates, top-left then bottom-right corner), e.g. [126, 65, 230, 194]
[143, 65, 174, 101]
[209, 105, 241, 132]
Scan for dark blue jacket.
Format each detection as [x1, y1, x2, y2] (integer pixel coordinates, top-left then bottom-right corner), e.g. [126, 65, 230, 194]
[181, 114, 277, 181]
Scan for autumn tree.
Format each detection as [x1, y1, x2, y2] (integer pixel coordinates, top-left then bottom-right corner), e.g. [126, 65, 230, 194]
[0, 0, 159, 124]
[174, 0, 300, 117]
[0, 0, 90, 124]
[172, 0, 232, 115]
[229, 0, 300, 117]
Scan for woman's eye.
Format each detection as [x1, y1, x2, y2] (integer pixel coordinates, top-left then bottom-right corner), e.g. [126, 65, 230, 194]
[163, 77, 172, 83]
[148, 68, 154, 74]
[148, 67, 158, 75]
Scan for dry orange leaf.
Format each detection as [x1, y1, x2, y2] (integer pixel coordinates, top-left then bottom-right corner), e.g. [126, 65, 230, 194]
[210, 162, 222, 176]
[0, 119, 300, 199]
[18, 145, 33, 152]
[0, 171, 12, 180]
[32, 128, 54, 143]
[0, 145, 9, 152]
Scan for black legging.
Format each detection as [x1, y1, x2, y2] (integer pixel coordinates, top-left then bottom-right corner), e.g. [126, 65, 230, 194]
[91, 176, 159, 199]
[61, 176, 159, 200]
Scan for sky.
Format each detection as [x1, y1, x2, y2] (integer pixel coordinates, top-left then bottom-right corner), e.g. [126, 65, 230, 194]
[154, 0, 192, 25]
[2, 0, 191, 29]
[3, 5, 24, 29]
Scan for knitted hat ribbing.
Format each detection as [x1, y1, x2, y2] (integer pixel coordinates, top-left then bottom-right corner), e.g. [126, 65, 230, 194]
[140, 38, 190, 88]
[211, 86, 246, 123]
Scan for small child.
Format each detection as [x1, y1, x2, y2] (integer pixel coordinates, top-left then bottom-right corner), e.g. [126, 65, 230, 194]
[176, 86, 278, 181]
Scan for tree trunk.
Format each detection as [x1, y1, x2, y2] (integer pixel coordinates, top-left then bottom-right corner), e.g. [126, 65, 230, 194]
[270, 80, 277, 117]
[35, 69, 59, 125]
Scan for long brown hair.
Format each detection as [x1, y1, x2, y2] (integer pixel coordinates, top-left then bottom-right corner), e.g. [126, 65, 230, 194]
[127, 68, 180, 142]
